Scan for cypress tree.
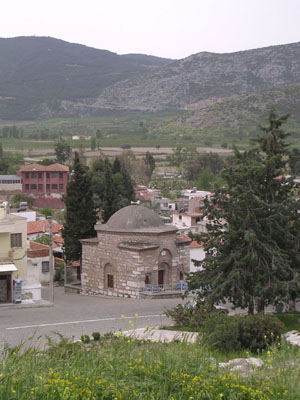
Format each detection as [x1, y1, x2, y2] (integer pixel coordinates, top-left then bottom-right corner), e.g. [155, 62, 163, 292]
[62, 152, 97, 263]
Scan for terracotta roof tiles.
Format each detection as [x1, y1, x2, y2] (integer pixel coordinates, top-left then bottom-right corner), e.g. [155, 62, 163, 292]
[27, 220, 62, 235]
[19, 163, 69, 172]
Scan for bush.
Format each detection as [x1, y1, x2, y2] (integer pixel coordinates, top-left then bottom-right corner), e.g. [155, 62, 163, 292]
[238, 313, 284, 352]
[92, 332, 101, 341]
[165, 301, 215, 328]
[80, 334, 90, 344]
[202, 313, 284, 352]
[202, 314, 241, 351]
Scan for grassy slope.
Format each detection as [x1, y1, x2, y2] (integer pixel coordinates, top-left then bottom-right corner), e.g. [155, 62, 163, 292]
[1, 334, 300, 399]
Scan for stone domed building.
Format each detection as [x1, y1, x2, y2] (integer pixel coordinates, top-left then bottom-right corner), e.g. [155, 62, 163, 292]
[81, 205, 190, 298]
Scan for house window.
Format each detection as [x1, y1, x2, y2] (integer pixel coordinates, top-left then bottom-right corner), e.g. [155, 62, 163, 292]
[38, 184, 43, 191]
[59, 172, 63, 179]
[51, 184, 57, 190]
[25, 172, 29, 179]
[42, 261, 49, 273]
[46, 173, 50, 179]
[25, 184, 29, 191]
[11, 233, 22, 248]
[38, 172, 42, 179]
[179, 215, 182, 220]
[31, 172, 36, 179]
[52, 173, 57, 179]
[59, 184, 64, 191]
[31, 184, 37, 190]
[107, 274, 114, 289]
[46, 184, 50, 191]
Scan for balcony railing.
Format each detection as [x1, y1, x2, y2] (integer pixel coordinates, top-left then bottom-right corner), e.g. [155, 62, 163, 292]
[141, 282, 187, 292]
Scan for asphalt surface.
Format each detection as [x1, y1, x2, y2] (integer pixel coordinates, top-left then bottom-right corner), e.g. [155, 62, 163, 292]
[0, 287, 185, 350]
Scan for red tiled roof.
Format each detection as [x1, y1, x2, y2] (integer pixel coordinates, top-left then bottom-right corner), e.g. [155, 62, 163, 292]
[18, 163, 69, 172]
[27, 241, 49, 258]
[190, 240, 204, 248]
[53, 234, 64, 244]
[176, 234, 192, 242]
[27, 220, 62, 235]
[29, 241, 49, 250]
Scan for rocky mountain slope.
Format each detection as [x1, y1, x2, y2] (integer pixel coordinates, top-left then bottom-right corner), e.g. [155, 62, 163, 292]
[92, 42, 300, 111]
[0, 36, 171, 120]
[1, 37, 300, 124]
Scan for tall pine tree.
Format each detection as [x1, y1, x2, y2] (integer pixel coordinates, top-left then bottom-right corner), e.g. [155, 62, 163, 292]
[62, 152, 97, 263]
[188, 109, 300, 313]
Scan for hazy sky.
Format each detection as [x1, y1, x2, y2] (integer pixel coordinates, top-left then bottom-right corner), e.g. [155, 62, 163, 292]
[2, 0, 300, 59]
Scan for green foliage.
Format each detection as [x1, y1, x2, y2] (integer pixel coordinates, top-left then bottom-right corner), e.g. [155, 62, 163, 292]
[188, 109, 300, 314]
[62, 152, 97, 263]
[54, 141, 71, 164]
[91, 155, 135, 222]
[1, 335, 300, 399]
[91, 332, 101, 341]
[202, 314, 284, 353]
[37, 159, 55, 166]
[80, 334, 90, 343]
[144, 151, 155, 177]
[165, 302, 213, 328]
[39, 208, 53, 217]
[202, 314, 241, 352]
[90, 136, 96, 151]
[194, 168, 223, 191]
[34, 234, 50, 245]
[238, 314, 284, 352]
[184, 151, 225, 180]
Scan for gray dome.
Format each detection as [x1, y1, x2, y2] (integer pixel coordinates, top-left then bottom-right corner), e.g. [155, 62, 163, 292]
[96, 205, 177, 233]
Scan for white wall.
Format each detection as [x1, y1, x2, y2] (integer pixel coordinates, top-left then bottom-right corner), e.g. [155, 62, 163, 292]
[27, 255, 50, 284]
[190, 247, 205, 273]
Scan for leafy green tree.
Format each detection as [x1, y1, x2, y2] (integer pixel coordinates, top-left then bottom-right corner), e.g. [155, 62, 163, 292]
[39, 208, 53, 217]
[188, 109, 300, 314]
[34, 234, 50, 245]
[0, 143, 3, 158]
[184, 152, 224, 180]
[62, 152, 97, 263]
[55, 141, 72, 164]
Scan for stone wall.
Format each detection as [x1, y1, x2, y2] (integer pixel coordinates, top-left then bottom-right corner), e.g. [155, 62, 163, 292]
[81, 230, 190, 298]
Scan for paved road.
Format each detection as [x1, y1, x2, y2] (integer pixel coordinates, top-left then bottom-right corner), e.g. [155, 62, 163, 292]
[0, 287, 185, 350]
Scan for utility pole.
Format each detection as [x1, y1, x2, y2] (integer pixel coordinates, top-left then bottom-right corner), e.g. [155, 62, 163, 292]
[47, 216, 54, 304]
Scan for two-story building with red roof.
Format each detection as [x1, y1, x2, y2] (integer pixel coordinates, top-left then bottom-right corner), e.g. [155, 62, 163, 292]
[17, 163, 69, 209]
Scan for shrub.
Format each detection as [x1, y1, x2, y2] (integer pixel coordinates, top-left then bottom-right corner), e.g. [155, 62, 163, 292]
[202, 314, 241, 351]
[238, 313, 284, 352]
[202, 313, 284, 352]
[165, 301, 215, 328]
[92, 332, 101, 341]
[80, 334, 90, 344]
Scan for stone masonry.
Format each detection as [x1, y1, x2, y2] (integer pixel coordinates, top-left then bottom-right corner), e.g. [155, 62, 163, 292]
[81, 205, 190, 298]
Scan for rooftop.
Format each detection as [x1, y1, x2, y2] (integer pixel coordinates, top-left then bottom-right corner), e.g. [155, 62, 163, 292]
[18, 163, 69, 172]
[96, 205, 178, 234]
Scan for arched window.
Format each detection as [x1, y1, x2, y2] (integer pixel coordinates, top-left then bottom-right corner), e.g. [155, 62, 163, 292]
[179, 271, 184, 281]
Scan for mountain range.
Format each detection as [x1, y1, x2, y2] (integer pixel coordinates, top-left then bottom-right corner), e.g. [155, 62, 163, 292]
[0, 36, 300, 130]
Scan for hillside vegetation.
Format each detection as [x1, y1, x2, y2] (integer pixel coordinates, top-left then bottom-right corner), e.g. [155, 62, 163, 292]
[1, 37, 300, 143]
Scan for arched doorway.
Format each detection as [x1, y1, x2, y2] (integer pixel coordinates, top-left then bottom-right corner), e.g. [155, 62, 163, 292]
[158, 262, 169, 287]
